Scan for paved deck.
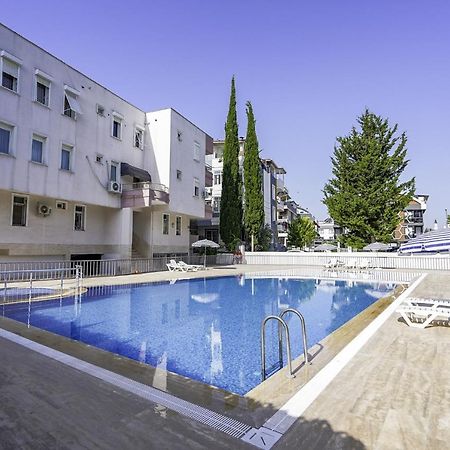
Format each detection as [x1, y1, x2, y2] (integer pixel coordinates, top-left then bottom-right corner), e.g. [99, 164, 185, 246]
[1, 268, 449, 449]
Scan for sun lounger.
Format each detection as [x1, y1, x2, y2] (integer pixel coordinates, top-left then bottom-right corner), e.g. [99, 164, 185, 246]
[397, 297, 450, 328]
[177, 261, 203, 272]
[166, 260, 182, 272]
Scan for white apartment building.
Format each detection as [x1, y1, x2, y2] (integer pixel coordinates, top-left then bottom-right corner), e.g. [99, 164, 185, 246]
[0, 24, 210, 261]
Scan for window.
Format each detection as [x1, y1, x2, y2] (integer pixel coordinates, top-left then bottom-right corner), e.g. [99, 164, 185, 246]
[134, 128, 144, 149]
[176, 216, 182, 236]
[194, 141, 200, 161]
[1, 55, 20, 93]
[213, 172, 222, 185]
[74, 205, 86, 231]
[0, 123, 13, 155]
[176, 170, 182, 180]
[212, 197, 221, 213]
[31, 135, 45, 163]
[60, 145, 72, 171]
[11, 195, 27, 226]
[63, 86, 82, 119]
[162, 213, 169, 235]
[193, 177, 200, 197]
[35, 72, 51, 106]
[110, 162, 119, 181]
[112, 113, 123, 139]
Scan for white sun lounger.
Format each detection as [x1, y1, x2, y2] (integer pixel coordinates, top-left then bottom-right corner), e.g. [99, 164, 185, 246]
[177, 261, 204, 272]
[166, 260, 182, 272]
[397, 297, 450, 328]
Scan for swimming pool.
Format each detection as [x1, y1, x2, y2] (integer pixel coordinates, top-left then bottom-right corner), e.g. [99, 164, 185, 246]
[2, 275, 394, 395]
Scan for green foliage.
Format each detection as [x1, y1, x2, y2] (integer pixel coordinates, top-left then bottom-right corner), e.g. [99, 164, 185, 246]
[243, 101, 265, 248]
[255, 224, 273, 251]
[323, 110, 415, 248]
[220, 77, 243, 250]
[287, 217, 317, 249]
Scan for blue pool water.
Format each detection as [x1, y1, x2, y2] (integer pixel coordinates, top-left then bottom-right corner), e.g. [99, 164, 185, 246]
[2, 276, 394, 395]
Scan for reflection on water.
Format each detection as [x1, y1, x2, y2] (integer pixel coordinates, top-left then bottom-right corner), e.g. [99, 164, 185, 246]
[3, 276, 394, 395]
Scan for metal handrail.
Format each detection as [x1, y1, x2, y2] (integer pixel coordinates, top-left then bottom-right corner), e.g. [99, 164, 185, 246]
[1, 265, 83, 305]
[261, 315, 293, 381]
[280, 308, 309, 365]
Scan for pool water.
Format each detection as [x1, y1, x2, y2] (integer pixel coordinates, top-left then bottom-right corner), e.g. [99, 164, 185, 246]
[2, 276, 394, 395]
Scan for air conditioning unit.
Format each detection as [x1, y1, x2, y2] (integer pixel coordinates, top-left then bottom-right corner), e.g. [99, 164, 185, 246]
[108, 180, 122, 194]
[201, 189, 207, 199]
[37, 203, 52, 216]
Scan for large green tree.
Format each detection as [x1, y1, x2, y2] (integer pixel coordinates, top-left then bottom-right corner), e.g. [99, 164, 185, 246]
[220, 77, 242, 250]
[243, 101, 265, 249]
[323, 110, 415, 248]
[287, 217, 317, 249]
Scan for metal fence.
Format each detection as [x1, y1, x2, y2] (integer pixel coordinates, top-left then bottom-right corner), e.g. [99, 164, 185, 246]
[0, 255, 228, 282]
[243, 251, 450, 271]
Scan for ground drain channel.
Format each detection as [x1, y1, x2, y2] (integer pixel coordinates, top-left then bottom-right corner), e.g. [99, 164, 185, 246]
[0, 328, 255, 440]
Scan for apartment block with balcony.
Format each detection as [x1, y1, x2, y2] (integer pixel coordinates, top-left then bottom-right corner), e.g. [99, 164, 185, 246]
[0, 24, 210, 261]
[195, 140, 281, 247]
[394, 195, 429, 242]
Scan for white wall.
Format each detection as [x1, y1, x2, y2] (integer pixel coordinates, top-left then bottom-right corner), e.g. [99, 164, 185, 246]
[0, 190, 130, 257]
[0, 24, 148, 208]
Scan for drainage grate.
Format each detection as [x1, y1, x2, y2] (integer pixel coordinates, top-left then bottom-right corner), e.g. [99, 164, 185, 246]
[0, 328, 252, 439]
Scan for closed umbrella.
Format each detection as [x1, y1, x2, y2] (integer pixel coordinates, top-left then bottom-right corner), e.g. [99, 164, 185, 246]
[399, 229, 450, 253]
[314, 243, 337, 251]
[363, 242, 390, 252]
[191, 239, 220, 267]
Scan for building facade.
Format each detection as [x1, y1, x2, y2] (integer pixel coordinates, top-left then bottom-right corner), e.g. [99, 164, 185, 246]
[197, 140, 281, 248]
[394, 195, 429, 242]
[0, 24, 210, 261]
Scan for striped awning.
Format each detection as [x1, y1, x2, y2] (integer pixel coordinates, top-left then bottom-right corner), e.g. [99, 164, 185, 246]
[399, 229, 450, 253]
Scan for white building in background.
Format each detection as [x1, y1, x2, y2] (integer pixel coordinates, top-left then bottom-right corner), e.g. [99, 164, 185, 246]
[197, 140, 281, 248]
[0, 23, 211, 262]
[317, 218, 342, 241]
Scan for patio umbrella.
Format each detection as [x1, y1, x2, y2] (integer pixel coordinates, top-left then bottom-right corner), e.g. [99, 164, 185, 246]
[399, 229, 450, 253]
[363, 242, 390, 252]
[314, 243, 337, 251]
[191, 239, 220, 267]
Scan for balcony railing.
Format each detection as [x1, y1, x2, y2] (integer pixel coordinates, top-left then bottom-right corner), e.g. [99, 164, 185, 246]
[121, 182, 169, 208]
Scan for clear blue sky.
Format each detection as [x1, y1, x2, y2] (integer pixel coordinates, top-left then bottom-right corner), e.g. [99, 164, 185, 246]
[2, 0, 449, 226]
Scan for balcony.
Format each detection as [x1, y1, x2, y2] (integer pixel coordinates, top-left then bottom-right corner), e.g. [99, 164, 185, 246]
[121, 182, 169, 208]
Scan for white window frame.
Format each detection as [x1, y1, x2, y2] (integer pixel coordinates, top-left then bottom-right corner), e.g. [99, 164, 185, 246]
[194, 141, 200, 162]
[63, 85, 82, 119]
[74, 204, 86, 231]
[0, 120, 15, 156]
[31, 133, 47, 164]
[34, 69, 53, 107]
[11, 194, 28, 227]
[213, 171, 222, 185]
[60, 143, 73, 172]
[134, 126, 144, 149]
[176, 216, 182, 236]
[111, 112, 123, 140]
[162, 213, 170, 235]
[1, 51, 22, 94]
[193, 177, 200, 197]
[110, 161, 120, 182]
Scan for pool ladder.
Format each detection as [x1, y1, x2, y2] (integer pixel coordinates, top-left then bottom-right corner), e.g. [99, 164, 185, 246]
[261, 308, 309, 381]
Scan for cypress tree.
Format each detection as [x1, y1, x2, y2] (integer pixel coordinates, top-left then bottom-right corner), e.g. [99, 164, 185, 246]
[220, 77, 242, 250]
[323, 109, 415, 248]
[243, 101, 265, 249]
